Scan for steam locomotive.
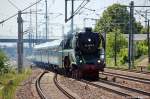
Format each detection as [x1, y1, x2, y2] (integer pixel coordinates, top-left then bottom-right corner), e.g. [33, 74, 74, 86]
[32, 28, 105, 79]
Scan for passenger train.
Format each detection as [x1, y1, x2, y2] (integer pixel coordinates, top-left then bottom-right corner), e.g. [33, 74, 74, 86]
[32, 28, 105, 79]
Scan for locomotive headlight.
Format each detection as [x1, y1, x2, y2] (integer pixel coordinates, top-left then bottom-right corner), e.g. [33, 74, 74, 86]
[88, 38, 91, 42]
[80, 60, 82, 63]
[97, 60, 101, 63]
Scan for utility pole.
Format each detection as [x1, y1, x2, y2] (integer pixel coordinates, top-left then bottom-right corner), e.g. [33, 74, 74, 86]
[36, 0, 38, 43]
[71, 0, 74, 34]
[114, 28, 117, 66]
[131, 1, 134, 68]
[65, 0, 67, 22]
[45, 0, 48, 40]
[62, 25, 64, 36]
[114, 9, 118, 66]
[145, 10, 148, 28]
[128, 1, 134, 69]
[147, 20, 150, 63]
[17, 11, 23, 73]
[145, 10, 150, 63]
[29, 9, 32, 53]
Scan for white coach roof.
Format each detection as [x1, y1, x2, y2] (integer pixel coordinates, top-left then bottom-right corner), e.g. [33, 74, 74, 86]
[34, 39, 63, 50]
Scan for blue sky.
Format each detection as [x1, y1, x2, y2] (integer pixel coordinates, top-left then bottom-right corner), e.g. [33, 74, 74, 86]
[0, 0, 149, 38]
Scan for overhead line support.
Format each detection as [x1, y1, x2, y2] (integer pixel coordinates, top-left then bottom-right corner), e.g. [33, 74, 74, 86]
[128, 1, 134, 69]
[17, 11, 23, 73]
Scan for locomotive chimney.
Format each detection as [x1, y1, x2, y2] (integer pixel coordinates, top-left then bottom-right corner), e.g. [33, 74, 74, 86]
[85, 27, 92, 32]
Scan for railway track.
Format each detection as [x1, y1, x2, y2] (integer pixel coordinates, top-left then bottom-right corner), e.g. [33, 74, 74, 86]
[36, 70, 77, 99]
[129, 70, 150, 74]
[101, 71, 150, 84]
[35, 71, 47, 99]
[98, 79, 150, 96]
[35, 67, 150, 99]
[53, 73, 76, 99]
[81, 79, 150, 98]
[106, 68, 150, 75]
[81, 79, 131, 97]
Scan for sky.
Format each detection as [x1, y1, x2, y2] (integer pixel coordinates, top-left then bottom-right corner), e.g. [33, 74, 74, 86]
[0, 0, 150, 39]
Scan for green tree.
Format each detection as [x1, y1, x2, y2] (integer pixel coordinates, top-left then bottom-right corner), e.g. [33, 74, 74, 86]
[95, 3, 143, 34]
[106, 29, 128, 57]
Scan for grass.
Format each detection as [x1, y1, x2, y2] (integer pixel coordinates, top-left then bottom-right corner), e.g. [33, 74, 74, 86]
[147, 64, 150, 71]
[106, 55, 150, 71]
[106, 57, 129, 70]
[0, 68, 32, 99]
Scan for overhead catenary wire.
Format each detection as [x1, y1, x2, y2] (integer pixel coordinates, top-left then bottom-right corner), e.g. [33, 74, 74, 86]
[0, 0, 43, 24]
[74, 0, 89, 13]
[73, 0, 87, 14]
[7, 0, 21, 11]
[73, 0, 89, 16]
[135, 10, 150, 20]
[67, 0, 89, 22]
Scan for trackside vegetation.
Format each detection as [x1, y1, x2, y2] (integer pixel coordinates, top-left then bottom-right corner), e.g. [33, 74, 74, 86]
[95, 3, 149, 68]
[0, 49, 9, 75]
[0, 49, 32, 99]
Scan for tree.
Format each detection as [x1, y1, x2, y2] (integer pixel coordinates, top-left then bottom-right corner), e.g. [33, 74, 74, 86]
[94, 3, 143, 34]
[106, 29, 128, 57]
[106, 29, 128, 65]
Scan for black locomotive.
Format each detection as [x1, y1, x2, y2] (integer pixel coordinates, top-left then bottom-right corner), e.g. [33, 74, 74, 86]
[70, 28, 105, 78]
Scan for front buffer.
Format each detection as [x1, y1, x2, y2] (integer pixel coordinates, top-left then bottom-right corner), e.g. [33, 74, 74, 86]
[81, 64, 99, 79]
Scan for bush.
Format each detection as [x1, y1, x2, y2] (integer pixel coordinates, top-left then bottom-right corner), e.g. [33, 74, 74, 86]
[0, 49, 9, 74]
[135, 41, 148, 58]
[118, 48, 128, 64]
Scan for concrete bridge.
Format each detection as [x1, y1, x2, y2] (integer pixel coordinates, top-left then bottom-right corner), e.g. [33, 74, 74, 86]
[0, 38, 55, 43]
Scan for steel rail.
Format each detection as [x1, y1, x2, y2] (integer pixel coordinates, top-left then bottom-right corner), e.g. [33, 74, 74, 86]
[98, 79, 150, 96]
[81, 79, 131, 97]
[106, 68, 150, 75]
[53, 73, 76, 99]
[35, 71, 47, 99]
[103, 71, 150, 84]
[81, 79, 150, 98]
